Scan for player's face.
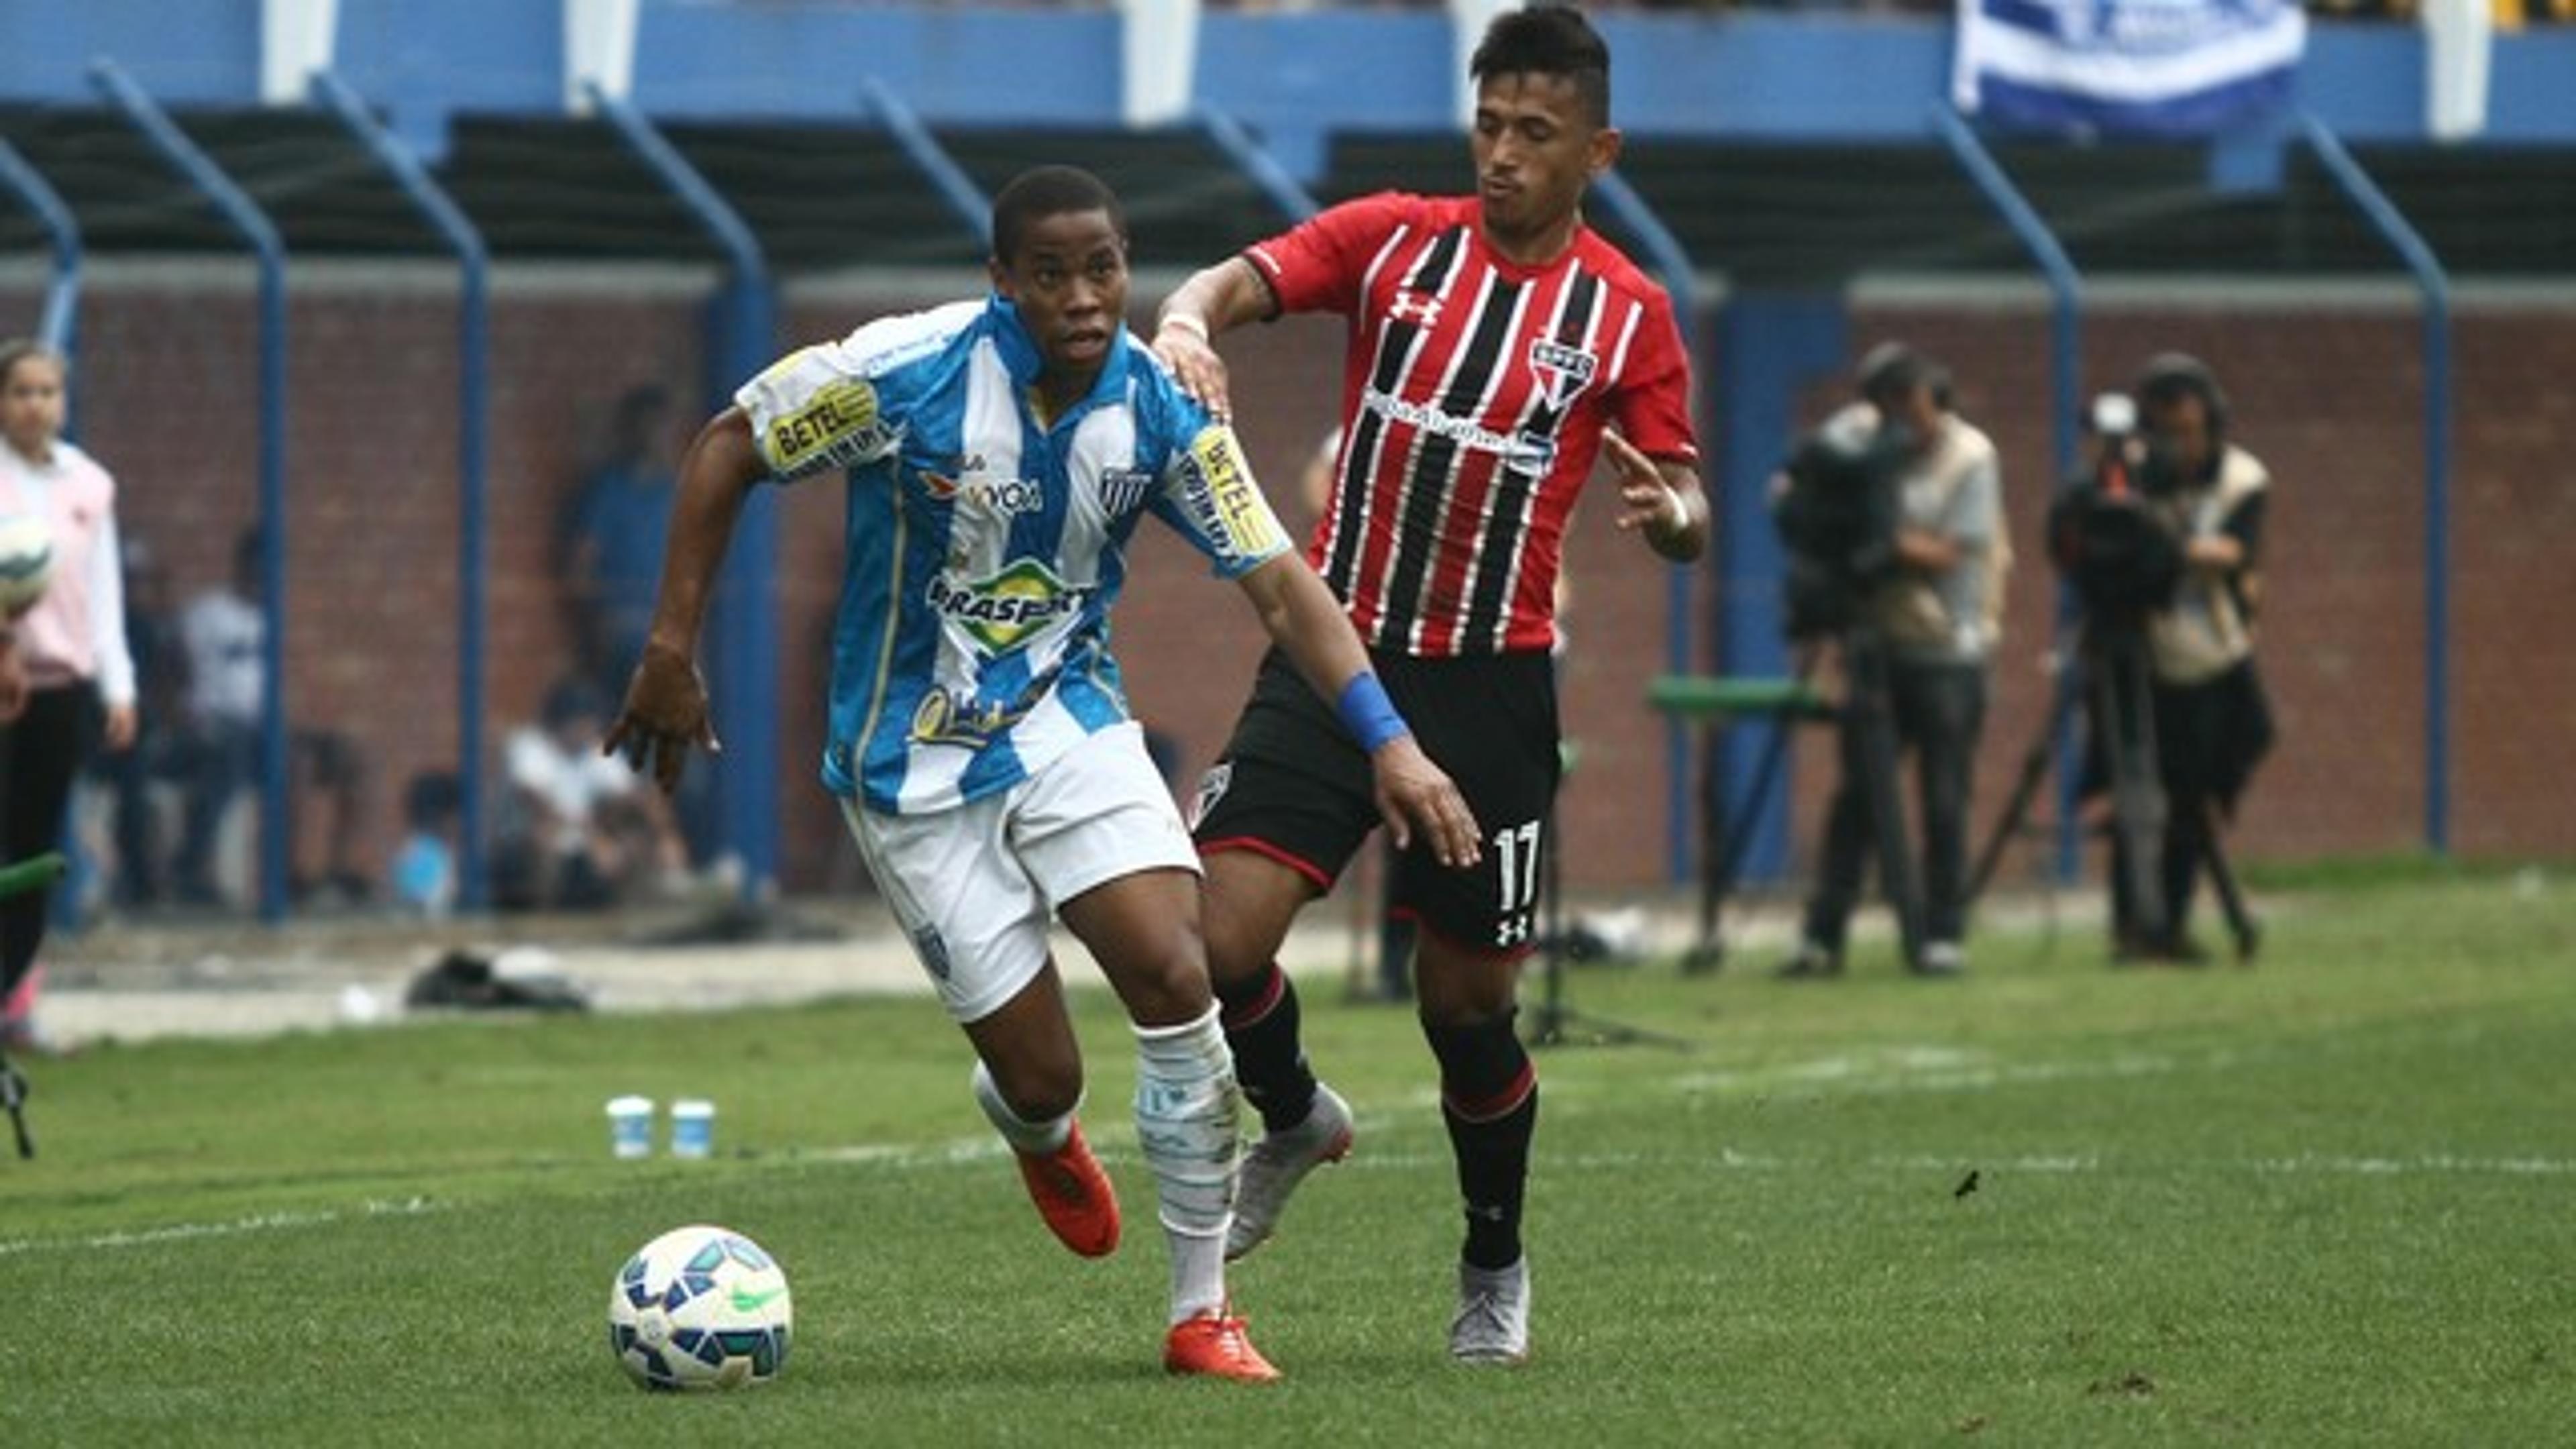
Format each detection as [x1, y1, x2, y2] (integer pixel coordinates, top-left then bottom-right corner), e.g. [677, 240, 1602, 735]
[2144, 392, 2213, 476]
[0, 354, 66, 456]
[1471, 72, 1618, 252]
[990, 209, 1130, 384]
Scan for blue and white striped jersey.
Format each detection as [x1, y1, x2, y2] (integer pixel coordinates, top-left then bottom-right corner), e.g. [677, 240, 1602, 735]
[737, 295, 1291, 815]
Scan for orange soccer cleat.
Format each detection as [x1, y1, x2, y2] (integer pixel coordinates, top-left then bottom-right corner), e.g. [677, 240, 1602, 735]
[1163, 1308, 1281, 1383]
[1012, 1120, 1121, 1258]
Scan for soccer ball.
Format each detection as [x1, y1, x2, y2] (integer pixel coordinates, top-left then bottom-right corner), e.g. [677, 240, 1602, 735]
[0, 513, 54, 615]
[606, 1224, 793, 1391]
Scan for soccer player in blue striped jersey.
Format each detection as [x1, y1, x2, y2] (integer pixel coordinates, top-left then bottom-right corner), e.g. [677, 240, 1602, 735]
[607, 166, 1481, 1383]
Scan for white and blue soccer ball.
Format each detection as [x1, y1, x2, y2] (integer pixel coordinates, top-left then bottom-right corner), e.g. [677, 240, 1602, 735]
[0, 513, 54, 615]
[606, 1224, 793, 1391]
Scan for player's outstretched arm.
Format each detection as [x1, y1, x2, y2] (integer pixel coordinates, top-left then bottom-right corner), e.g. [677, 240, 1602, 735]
[1605, 431, 1710, 564]
[1151, 257, 1273, 425]
[1234, 553, 1483, 869]
[604, 407, 765, 794]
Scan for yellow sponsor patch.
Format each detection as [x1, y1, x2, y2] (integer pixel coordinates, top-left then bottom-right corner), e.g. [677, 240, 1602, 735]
[1187, 425, 1285, 559]
[766, 376, 889, 472]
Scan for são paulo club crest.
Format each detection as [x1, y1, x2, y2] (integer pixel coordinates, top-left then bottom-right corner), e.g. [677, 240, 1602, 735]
[1527, 339, 1598, 412]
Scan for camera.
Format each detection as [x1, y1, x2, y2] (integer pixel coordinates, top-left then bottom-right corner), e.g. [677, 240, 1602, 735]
[2048, 391, 2184, 623]
[1772, 419, 1905, 640]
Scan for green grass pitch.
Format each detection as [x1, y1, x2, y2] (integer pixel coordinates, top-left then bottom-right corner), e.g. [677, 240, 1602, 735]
[1, 869, 2569, 1446]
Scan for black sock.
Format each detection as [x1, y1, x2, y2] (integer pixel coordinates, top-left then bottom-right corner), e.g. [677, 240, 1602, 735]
[1427, 1012, 1538, 1271]
[1214, 963, 1317, 1134]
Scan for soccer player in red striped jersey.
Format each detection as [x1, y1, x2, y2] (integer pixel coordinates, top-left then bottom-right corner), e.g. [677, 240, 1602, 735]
[1152, 3, 1707, 1364]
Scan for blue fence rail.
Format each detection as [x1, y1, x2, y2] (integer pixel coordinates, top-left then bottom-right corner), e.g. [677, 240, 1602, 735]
[89, 58, 294, 924]
[312, 70, 496, 908]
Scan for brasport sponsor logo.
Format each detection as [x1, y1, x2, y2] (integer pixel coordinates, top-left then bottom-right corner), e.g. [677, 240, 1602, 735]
[926, 558, 1094, 655]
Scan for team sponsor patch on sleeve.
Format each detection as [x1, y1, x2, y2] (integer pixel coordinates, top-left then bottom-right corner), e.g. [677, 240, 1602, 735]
[741, 349, 901, 477]
[1178, 425, 1287, 566]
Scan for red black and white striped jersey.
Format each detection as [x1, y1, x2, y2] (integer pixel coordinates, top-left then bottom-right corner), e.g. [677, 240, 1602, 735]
[1244, 192, 1699, 656]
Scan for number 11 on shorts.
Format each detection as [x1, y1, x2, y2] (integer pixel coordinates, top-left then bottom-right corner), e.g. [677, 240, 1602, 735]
[1494, 820, 1542, 912]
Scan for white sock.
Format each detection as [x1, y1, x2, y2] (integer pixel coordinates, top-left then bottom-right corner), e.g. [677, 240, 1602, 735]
[1132, 1004, 1239, 1324]
[971, 1060, 1073, 1157]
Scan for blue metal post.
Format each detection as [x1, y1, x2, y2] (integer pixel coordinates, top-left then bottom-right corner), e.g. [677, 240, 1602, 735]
[1195, 107, 1319, 222]
[1713, 293, 1847, 886]
[1590, 168, 1709, 886]
[859, 77, 994, 252]
[0, 140, 81, 363]
[313, 71, 494, 910]
[590, 85, 781, 896]
[1932, 104, 2088, 879]
[91, 58, 294, 923]
[2299, 112, 2451, 855]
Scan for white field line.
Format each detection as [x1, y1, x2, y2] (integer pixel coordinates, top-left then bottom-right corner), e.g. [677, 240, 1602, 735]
[0, 1195, 442, 1258]
[12, 1040, 2569, 1260]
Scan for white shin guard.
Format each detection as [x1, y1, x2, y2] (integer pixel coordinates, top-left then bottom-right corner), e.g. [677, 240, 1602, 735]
[1131, 1005, 1241, 1237]
[1133, 1005, 1240, 1322]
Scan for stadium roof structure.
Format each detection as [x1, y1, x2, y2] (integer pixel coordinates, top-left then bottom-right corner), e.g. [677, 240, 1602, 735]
[1, 103, 2570, 285]
[0, 105, 1303, 272]
[1329, 133, 2576, 287]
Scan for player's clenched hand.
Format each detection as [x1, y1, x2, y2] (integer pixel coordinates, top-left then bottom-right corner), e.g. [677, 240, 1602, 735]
[1150, 317, 1234, 425]
[604, 642, 722, 795]
[1368, 736, 1482, 869]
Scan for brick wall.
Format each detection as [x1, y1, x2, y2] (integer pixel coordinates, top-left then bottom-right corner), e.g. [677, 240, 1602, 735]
[16, 266, 2569, 902]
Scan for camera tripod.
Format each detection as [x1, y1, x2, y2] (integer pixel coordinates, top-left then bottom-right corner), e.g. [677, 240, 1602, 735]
[1666, 625, 1928, 975]
[1528, 751, 1691, 1049]
[1967, 621, 2257, 962]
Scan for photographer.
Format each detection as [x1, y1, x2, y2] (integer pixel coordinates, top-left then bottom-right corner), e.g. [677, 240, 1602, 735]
[1778, 344, 2006, 978]
[2107, 354, 2274, 962]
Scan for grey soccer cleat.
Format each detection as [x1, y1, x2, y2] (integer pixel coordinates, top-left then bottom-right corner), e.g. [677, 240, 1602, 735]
[1449, 1256, 1531, 1365]
[1224, 1083, 1353, 1261]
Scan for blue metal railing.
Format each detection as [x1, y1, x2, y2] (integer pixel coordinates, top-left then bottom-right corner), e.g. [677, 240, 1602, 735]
[313, 70, 494, 909]
[0, 140, 80, 363]
[1194, 107, 1318, 223]
[1589, 168, 1709, 886]
[90, 58, 294, 924]
[1933, 104, 2088, 881]
[2298, 112, 2451, 855]
[859, 77, 993, 252]
[588, 84, 780, 896]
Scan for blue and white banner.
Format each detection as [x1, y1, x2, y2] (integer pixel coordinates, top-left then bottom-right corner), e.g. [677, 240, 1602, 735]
[1952, 0, 2308, 138]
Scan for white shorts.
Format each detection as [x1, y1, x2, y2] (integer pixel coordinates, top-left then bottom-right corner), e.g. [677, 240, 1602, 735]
[839, 722, 1199, 1024]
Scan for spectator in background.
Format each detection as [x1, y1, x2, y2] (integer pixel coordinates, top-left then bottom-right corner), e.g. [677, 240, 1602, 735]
[561, 384, 679, 702]
[0, 339, 136, 1057]
[390, 770, 462, 918]
[558, 382, 719, 868]
[491, 676, 684, 911]
[95, 535, 187, 908]
[170, 529, 373, 908]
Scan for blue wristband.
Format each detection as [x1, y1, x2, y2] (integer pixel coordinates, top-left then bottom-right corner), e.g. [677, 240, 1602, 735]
[1334, 672, 1410, 753]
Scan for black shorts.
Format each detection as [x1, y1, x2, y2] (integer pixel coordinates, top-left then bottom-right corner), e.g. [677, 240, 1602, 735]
[1189, 647, 1560, 957]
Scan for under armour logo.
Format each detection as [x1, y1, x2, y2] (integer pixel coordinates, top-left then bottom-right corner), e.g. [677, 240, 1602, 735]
[1495, 914, 1532, 947]
[1389, 291, 1442, 329]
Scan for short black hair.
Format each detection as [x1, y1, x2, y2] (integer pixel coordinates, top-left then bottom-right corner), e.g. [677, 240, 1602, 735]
[1857, 341, 1951, 412]
[990, 166, 1126, 267]
[1470, 3, 1611, 127]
